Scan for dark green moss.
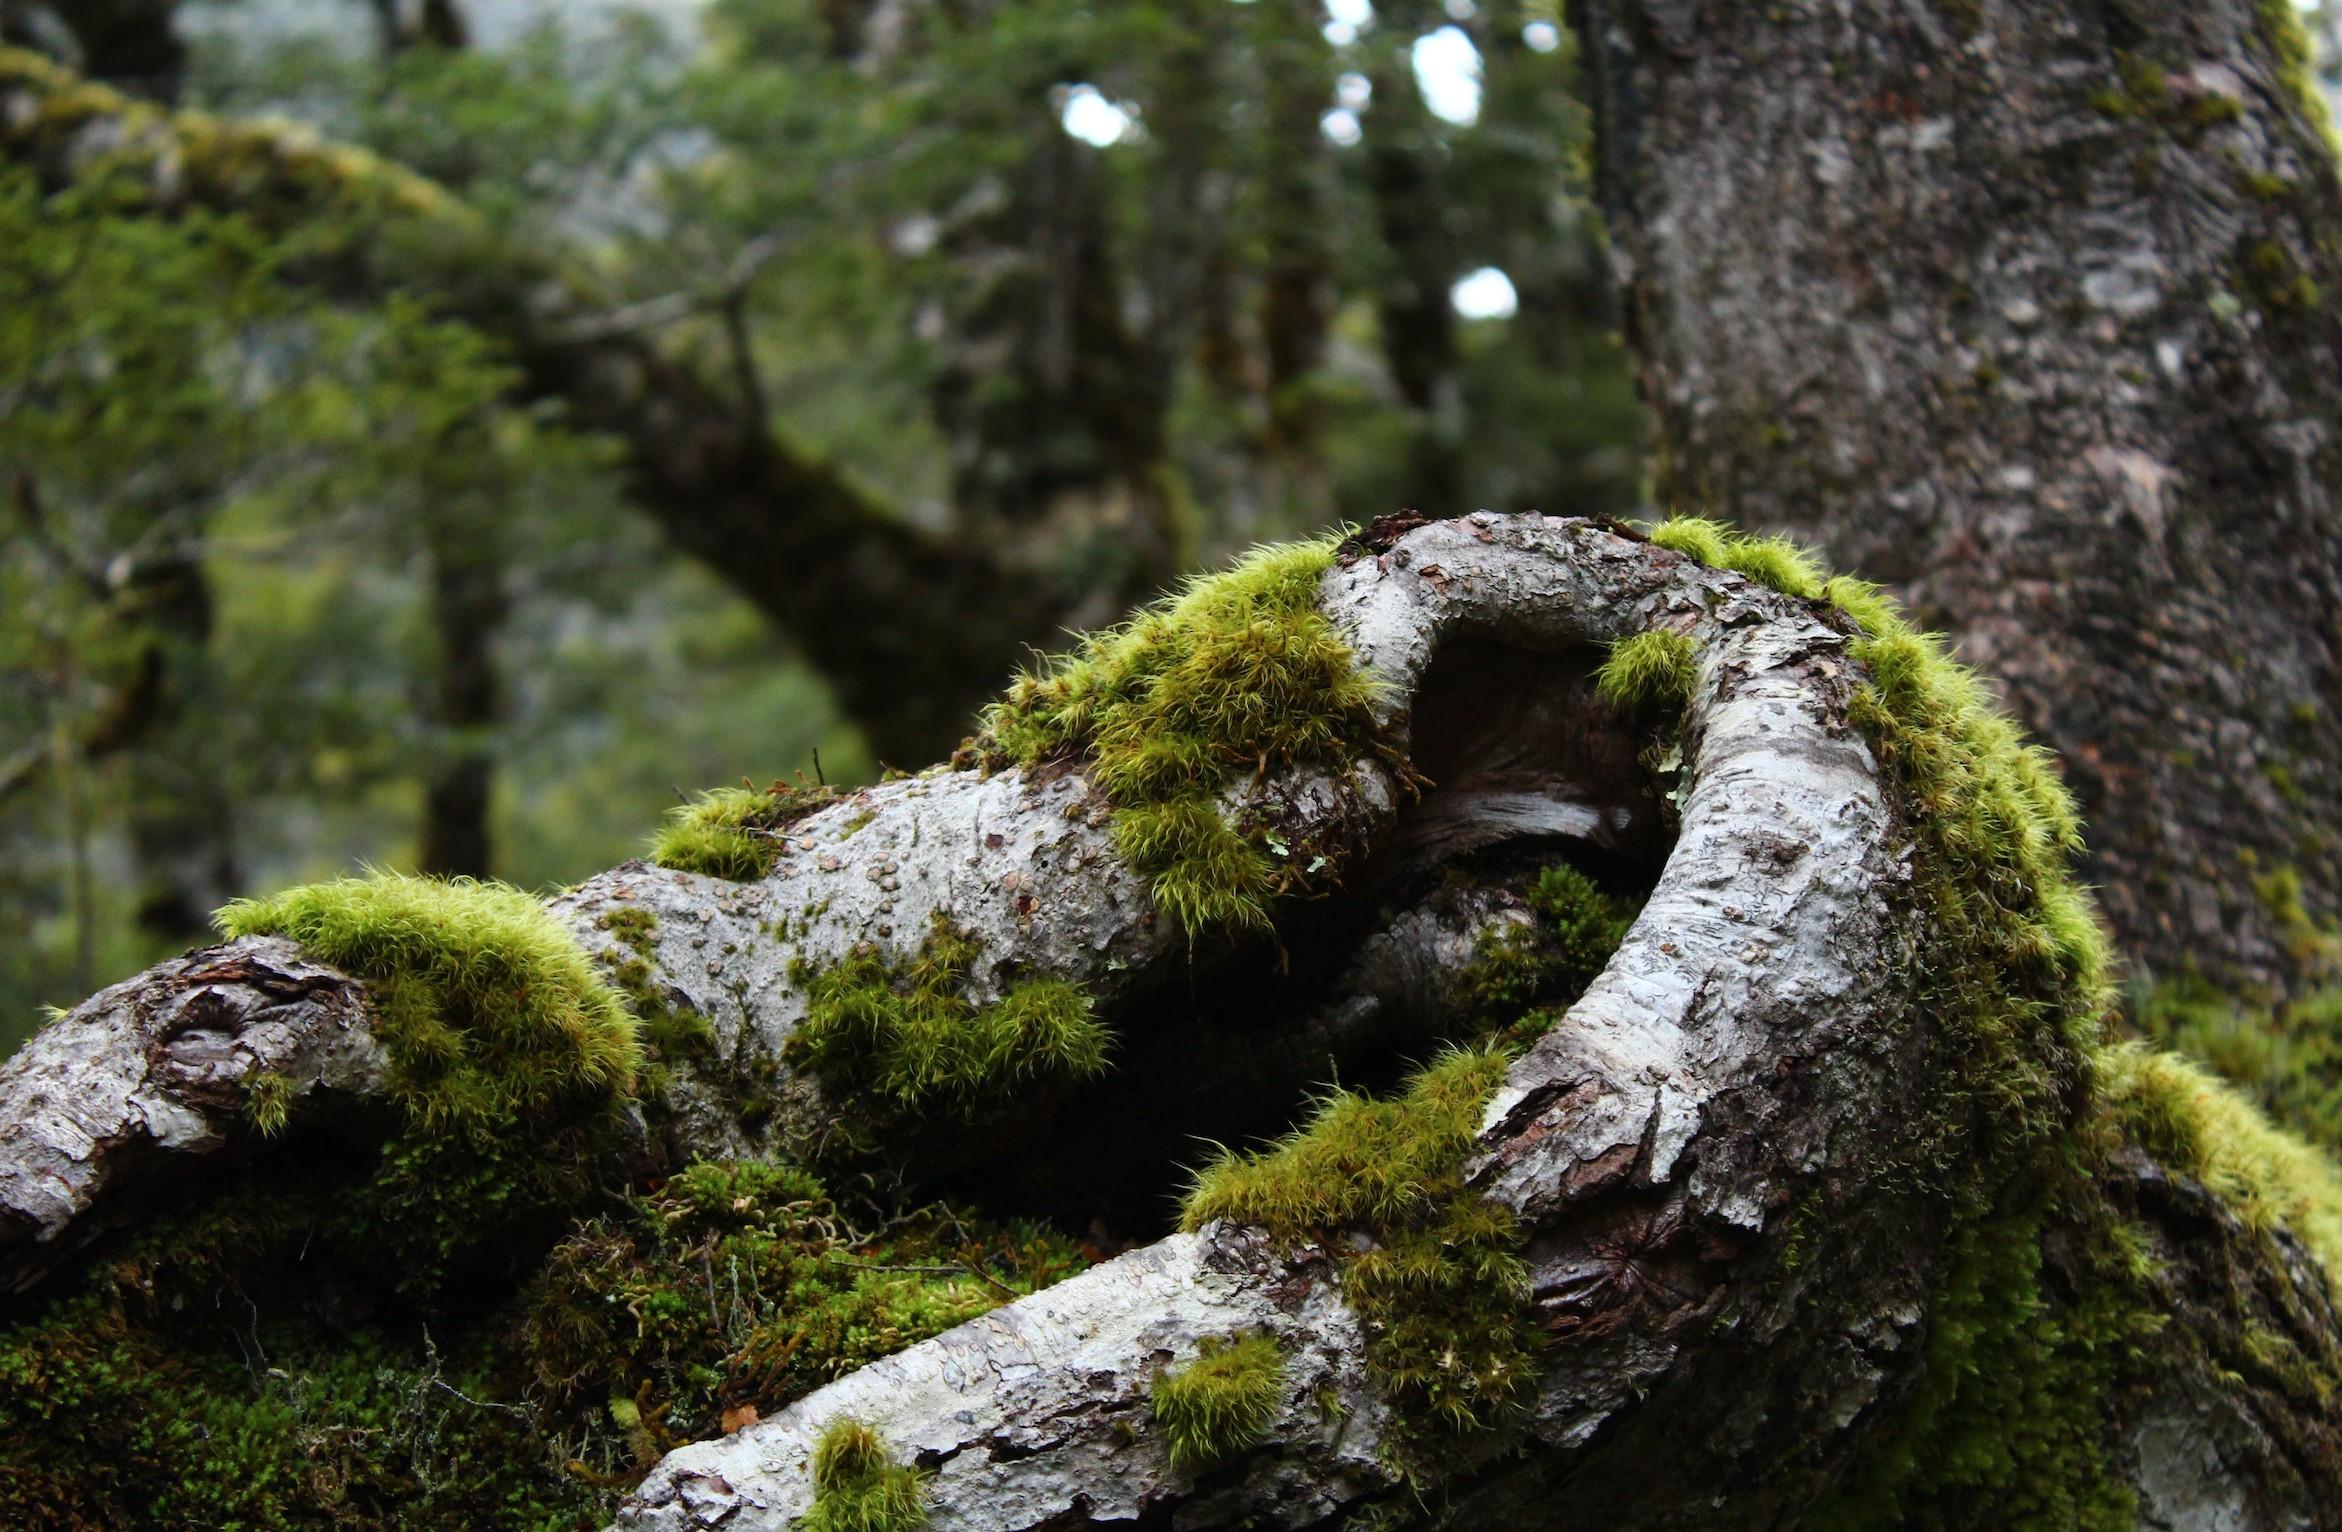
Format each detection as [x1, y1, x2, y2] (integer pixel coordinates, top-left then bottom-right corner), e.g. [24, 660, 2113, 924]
[801, 1418, 928, 1532]
[593, 907, 716, 1102]
[1464, 863, 1639, 1047]
[650, 778, 840, 881]
[521, 1160, 1088, 1456]
[969, 538, 1383, 936]
[785, 912, 1110, 1120]
[1151, 1333, 1286, 1473]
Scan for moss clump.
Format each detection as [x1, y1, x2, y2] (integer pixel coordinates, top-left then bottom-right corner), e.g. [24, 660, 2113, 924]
[801, 1419, 928, 1532]
[1151, 1333, 1286, 1473]
[971, 538, 1382, 935]
[2099, 1043, 2342, 1271]
[522, 1160, 1086, 1457]
[2139, 981, 2342, 1156]
[1183, 1048, 1531, 1443]
[650, 778, 840, 881]
[1594, 629, 1699, 713]
[786, 912, 1109, 1118]
[245, 1070, 295, 1137]
[216, 873, 645, 1295]
[217, 872, 639, 1126]
[1465, 863, 1639, 1045]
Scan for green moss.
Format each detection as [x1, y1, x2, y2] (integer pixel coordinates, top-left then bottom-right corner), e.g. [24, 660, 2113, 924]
[595, 907, 717, 1101]
[217, 873, 639, 1126]
[245, 1070, 295, 1137]
[651, 778, 840, 881]
[2243, 237, 2325, 313]
[802, 1419, 928, 1532]
[1464, 864, 1639, 1046]
[785, 912, 1110, 1119]
[522, 1160, 1087, 1453]
[2099, 1043, 2342, 1271]
[2139, 981, 2342, 1155]
[2256, 0, 2339, 145]
[970, 537, 1382, 936]
[1182, 1048, 1531, 1445]
[1151, 1333, 1286, 1473]
[1594, 629, 1698, 713]
[0, 1173, 610, 1531]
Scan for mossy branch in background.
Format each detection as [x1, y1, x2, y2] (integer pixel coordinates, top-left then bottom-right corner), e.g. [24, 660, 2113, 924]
[1182, 1048, 1532, 1442]
[1151, 1333, 1286, 1474]
[802, 1419, 929, 1532]
[2138, 981, 2342, 1156]
[786, 911, 1109, 1118]
[973, 538, 1382, 936]
[215, 872, 640, 1128]
[2099, 1042, 2342, 1272]
[1595, 629, 1697, 713]
[650, 778, 840, 881]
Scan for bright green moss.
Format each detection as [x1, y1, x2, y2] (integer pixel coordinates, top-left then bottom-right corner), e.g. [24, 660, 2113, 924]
[1594, 629, 1698, 713]
[244, 1070, 295, 1137]
[2139, 981, 2342, 1155]
[1151, 1333, 1286, 1473]
[2099, 1043, 2342, 1273]
[802, 1419, 929, 1532]
[1182, 1048, 1532, 1444]
[651, 779, 839, 881]
[1649, 514, 1825, 599]
[786, 912, 1109, 1118]
[217, 872, 640, 1127]
[972, 538, 1382, 936]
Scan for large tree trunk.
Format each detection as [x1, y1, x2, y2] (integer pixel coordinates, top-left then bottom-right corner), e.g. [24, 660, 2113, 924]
[4, 518, 2335, 1527]
[1572, 0, 2342, 999]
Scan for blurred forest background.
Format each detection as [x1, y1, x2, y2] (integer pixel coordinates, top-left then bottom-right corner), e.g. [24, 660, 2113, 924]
[2, 0, 2338, 1054]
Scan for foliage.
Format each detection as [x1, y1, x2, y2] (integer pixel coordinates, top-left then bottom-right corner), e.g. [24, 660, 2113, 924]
[802, 1418, 929, 1532]
[975, 537, 1381, 935]
[1150, 1333, 1286, 1473]
[1182, 1048, 1532, 1445]
[786, 911, 1109, 1119]
[650, 778, 840, 881]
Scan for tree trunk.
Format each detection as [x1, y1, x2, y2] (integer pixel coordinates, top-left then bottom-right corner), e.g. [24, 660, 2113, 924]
[3, 518, 2334, 1527]
[1572, 0, 2342, 999]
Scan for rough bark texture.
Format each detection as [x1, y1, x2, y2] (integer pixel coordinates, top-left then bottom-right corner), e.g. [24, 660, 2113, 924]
[8, 517, 2333, 1525]
[1574, 0, 2342, 997]
[0, 48, 1058, 763]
